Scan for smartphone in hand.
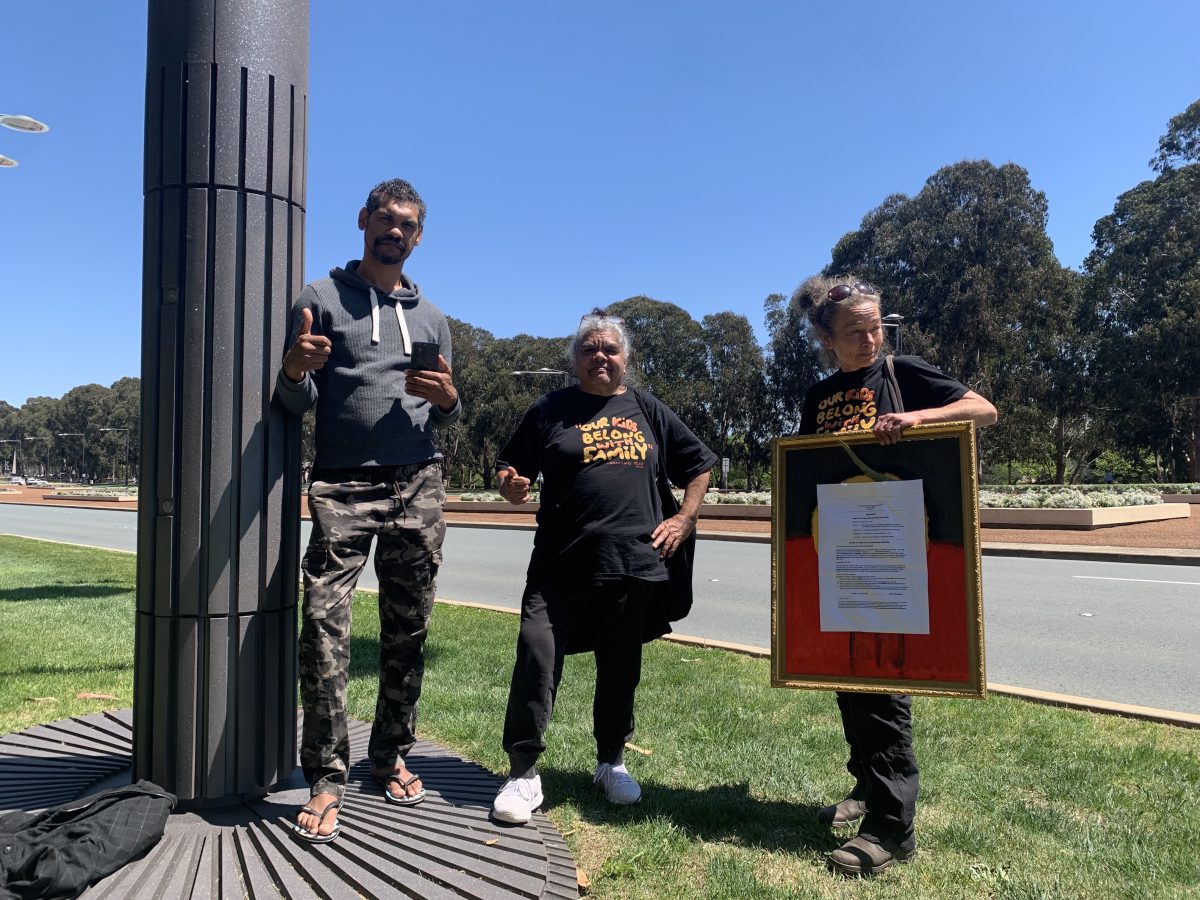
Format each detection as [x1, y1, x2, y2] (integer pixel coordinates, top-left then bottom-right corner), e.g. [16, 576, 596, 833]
[409, 341, 439, 371]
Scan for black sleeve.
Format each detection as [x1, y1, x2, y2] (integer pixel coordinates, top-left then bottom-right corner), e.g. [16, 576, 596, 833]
[894, 355, 968, 410]
[652, 398, 718, 488]
[495, 399, 546, 483]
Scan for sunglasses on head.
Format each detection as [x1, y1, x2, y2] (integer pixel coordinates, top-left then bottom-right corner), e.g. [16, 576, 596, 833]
[579, 313, 624, 327]
[827, 282, 878, 302]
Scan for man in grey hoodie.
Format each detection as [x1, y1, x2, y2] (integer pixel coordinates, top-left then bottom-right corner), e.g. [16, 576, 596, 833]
[277, 179, 461, 843]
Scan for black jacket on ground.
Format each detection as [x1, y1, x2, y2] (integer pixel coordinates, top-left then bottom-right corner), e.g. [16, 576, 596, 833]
[0, 780, 176, 899]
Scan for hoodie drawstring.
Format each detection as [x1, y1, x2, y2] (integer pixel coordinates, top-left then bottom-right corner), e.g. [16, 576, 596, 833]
[368, 285, 413, 355]
[369, 286, 381, 345]
[395, 303, 412, 355]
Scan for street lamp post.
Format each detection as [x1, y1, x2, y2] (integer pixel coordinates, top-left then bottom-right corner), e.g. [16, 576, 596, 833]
[882, 313, 905, 356]
[56, 432, 86, 483]
[133, 0, 309, 806]
[100, 427, 131, 485]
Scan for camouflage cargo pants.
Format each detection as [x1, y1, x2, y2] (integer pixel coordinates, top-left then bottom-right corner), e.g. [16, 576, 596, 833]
[298, 461, 446, 800]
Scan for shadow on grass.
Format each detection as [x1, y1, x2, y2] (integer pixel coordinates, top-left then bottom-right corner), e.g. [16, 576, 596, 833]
[538, 768, 842, 855]
[346, 635, 443, 680]
[3, 660, 133, 677]
[0, 584, 131, 603]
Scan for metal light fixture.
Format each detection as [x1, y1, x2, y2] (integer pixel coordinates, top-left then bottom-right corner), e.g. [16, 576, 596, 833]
[0, 113, 50, 169]
[882, 313, 905, 355]
[0, 115, 51, 133]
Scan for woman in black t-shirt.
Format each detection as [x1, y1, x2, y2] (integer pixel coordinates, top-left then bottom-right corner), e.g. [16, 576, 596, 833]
[489, 310, 716, 825]
[794, 276, 997, 876]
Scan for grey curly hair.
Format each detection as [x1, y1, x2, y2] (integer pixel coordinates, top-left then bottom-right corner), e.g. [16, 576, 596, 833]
[791, 275, 885, 368]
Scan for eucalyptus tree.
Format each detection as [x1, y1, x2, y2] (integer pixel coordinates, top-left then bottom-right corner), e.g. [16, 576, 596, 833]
[605, 295, 709, 428]
[476, 332, 571, 487]
[825, 160, 1076, 473]
[701, 310, 765, 484]
[1086, 98, 1200, 480]
[826, 160, 1063, 399]
[443, 317, 570, 488]
[0, 401, 16, 441]
[442, 317, 497, 487]
[993, 268, 1111, 483]
[763, 291, 821, 435]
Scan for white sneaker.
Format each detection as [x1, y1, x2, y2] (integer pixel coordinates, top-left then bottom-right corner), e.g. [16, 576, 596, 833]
[491, 773, 544, 824]
[593, 762, 641, 805]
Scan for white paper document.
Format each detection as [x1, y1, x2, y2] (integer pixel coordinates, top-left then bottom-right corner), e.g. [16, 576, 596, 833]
[816, 479, 929, 634]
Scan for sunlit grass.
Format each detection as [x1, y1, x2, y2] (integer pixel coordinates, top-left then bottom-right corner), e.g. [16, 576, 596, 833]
[4, 535, 1198, 898]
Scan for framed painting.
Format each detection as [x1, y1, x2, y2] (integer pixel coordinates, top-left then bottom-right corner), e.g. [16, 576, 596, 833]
[771, 422, 986, 698]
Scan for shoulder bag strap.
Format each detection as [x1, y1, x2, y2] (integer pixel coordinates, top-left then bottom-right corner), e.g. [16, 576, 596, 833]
[884, 354, 905, 413]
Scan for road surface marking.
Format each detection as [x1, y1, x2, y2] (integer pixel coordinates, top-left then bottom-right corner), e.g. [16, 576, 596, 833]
[1072, 576, 1200, 586]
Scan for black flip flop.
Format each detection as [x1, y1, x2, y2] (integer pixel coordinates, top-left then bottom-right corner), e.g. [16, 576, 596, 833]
[376, 771, 427, 807]
[291, 797, 342, 843]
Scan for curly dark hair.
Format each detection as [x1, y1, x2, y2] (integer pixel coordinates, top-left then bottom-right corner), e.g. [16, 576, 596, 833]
[365, 179, 426, 229]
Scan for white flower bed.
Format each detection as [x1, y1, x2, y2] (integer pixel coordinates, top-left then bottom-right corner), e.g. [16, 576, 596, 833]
[702, 491, 771, 505]
[456, 487, 1168, 510]
[978, 489, 1163, 509]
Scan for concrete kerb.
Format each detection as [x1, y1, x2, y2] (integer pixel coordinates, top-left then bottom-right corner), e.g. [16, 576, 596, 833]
[980, 542, 1200, 566]
[442, 519, 1200, 564]
[433, 598, 1200, 731]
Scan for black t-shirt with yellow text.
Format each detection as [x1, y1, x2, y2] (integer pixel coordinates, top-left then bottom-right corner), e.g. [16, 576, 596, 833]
[799, 355, 968, 436]
[497, 387, 715, 581]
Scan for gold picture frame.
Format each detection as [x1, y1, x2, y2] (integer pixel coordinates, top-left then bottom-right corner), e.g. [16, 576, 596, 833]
[771, 421, 986, 698]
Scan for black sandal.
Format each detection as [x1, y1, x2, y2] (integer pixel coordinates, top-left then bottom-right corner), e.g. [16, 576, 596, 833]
[290, 797, 342, 843]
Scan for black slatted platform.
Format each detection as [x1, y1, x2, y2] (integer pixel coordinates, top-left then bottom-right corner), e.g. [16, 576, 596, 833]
[0, 711, 578, 899]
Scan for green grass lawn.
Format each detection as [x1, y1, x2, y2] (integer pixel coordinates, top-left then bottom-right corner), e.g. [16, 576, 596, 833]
[3, 534, 1198, 898]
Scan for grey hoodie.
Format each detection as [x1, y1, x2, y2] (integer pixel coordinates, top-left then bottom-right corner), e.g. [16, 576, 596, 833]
[275, 261, 462, 468]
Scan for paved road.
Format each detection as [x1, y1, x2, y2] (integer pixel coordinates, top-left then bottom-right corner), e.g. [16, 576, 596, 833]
[4, 505, 1197, 715]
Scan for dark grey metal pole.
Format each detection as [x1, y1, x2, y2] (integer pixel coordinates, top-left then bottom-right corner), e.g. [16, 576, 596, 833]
[135, 0, 308, 806]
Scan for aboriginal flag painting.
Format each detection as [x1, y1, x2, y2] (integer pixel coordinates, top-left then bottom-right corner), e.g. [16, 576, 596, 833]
[771, 424, 985, 698]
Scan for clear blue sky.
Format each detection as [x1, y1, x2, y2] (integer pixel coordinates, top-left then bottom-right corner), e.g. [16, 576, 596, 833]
[2, 1, 1197, 407]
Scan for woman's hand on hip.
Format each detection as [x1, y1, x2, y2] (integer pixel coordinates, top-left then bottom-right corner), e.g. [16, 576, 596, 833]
[651, 514, 694, 559]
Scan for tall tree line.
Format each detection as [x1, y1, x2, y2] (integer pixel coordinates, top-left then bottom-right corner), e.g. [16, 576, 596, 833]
[0, 378, 140, 482]
[5, 100, 1197, 486]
